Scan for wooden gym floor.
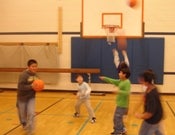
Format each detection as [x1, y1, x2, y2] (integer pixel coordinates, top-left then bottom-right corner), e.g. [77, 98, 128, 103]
[0, 90, 174, 135]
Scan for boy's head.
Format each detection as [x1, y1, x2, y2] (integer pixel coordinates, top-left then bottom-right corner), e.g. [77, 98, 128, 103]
[118, 61, 129, 73]
[138, 69, 155, 84]
[27, 59, 38, 73]
[118, 67, 130, 79]
[75, 74, 84, 84]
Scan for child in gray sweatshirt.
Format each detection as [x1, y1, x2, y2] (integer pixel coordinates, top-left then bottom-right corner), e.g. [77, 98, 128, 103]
[74, 74, 96, 123]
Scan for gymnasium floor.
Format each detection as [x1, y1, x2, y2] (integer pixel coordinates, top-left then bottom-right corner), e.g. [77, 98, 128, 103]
[0, 90, 174, 135]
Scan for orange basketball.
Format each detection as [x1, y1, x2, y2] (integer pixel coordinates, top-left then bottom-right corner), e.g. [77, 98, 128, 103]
[128, 0, 137, 7]
[117, 37, 127, 50]
[32, 79, 44, 92]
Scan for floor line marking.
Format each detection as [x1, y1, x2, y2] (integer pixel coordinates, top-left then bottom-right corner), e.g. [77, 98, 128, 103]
[165, 101, 175, 117]
[76, 101, 103, 135]
[3, 98, 64, 135]
[0, 107, 16, 115]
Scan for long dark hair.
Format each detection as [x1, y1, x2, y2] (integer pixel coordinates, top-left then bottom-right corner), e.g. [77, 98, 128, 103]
[139, 69, 156, 84]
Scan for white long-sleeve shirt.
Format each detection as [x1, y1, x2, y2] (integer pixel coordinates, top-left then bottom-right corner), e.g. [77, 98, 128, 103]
[77, 82, 91, 99]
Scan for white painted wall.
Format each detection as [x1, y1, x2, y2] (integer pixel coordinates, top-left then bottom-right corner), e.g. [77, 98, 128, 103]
[0, 0, 175, 93]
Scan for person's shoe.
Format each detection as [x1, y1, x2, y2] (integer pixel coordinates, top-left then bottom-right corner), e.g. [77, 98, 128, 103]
[121, 127, 127, 134]
[110, 131, 115, 135]
[27, 130, 34, 135]
[110, 132, 123, 135]
[73, 112, 80, 117]
[110, 128, 127, 135]
[91, 117, 96, 123]
[22, 122, 28, 130]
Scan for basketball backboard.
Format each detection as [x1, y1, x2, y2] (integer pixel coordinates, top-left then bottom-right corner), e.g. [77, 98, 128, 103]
[82, 0, 144, 38]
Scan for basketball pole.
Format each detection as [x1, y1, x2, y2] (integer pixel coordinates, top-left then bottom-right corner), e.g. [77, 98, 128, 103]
[58, 7, 63, 54]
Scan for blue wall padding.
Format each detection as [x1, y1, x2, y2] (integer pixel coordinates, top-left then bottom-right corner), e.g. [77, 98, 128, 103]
[71, 37, 164, 84]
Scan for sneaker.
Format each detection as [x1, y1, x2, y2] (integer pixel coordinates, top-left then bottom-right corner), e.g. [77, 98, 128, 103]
[91, 117, 96, 123]
[110, 132, 123, 135]
[27, 130, 34, 135]
[26, 125, 35, 135]
[121, 127, 127, 134]
[110, 128, 127, 135]
[22, 122, 28, 130]
[73, 112, 80, 117]
[110, 131, 123, 135]
[110, 131, 115, 135]
[22, 122, 26, 127]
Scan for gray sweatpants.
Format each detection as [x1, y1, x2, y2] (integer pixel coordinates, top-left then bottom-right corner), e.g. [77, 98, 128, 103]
[139, 121, 165, 135]
[75, 98, 95, 119]
[17, 98, 35, 132]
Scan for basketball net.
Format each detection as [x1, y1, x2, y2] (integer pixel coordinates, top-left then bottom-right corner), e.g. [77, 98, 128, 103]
[104, 25, 119, 45]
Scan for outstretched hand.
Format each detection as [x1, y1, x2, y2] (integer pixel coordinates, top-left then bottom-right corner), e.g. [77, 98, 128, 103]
[135, 112, 142, 119]
[99, 76, 105, 80]
[111, 90, 118, 94]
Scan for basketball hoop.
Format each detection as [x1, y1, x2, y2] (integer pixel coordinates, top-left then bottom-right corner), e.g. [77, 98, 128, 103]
[103, 25, 119, 45]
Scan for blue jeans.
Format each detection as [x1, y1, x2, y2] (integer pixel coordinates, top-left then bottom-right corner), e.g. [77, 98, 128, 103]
[16, 98, 35, 132]
[113, 106, 128, 134]
[139, 121, 165, 135]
